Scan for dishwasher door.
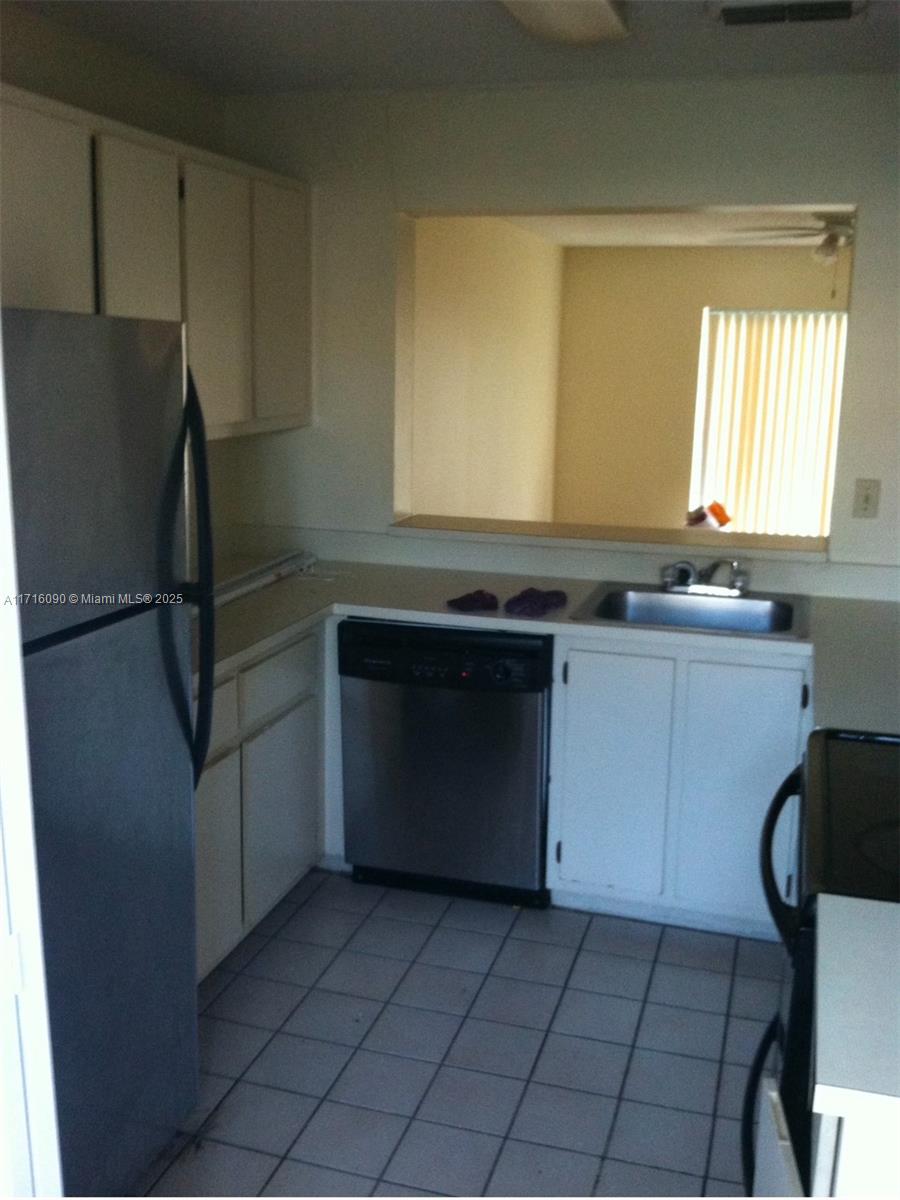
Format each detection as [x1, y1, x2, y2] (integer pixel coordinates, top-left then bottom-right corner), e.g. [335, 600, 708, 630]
[342, 677, 547, 892]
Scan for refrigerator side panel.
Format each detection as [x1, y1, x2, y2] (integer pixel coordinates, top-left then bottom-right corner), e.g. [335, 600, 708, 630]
[23, 605, 196, 1197]
[2, 308, 184, 643]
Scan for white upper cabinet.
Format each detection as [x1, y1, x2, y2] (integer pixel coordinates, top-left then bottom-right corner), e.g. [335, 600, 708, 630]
[0, 103, 94, 313]
[0, 89, 312, 438]
[95, 134, 181, 322]
[182, 161, 254, 427]
[252, 179, 311, 423]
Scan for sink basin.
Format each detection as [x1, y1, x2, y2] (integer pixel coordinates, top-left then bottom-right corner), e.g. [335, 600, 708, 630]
[572, 583, 804, 636]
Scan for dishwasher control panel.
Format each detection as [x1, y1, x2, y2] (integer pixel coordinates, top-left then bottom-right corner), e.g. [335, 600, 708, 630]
[338, 619, 553, 692]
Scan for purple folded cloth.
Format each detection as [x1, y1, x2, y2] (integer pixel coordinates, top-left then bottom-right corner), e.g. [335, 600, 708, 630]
[504, 588, 568, 618]
[447, 588, 499, 612]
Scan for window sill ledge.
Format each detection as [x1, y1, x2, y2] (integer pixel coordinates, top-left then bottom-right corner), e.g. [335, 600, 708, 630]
[392, 514, 828, 559]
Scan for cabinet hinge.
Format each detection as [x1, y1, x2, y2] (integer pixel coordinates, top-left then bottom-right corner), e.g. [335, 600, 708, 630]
[801, 683, 810, 709]
[555, 840, 562, 864]
[178, 176, 186, 200]
[562, 662, 569, 684]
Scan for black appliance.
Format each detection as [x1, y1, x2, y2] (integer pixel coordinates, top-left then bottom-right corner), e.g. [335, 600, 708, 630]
[339, 619, 553, 906]
[743, 727, 900, 1195]
[3, 308, 215, 1196]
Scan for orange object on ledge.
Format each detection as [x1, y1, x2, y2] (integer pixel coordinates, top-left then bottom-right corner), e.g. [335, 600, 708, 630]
[686, 501, 732, 528]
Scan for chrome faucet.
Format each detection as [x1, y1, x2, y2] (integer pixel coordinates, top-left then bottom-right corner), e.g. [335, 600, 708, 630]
[697, 559, 749, 592]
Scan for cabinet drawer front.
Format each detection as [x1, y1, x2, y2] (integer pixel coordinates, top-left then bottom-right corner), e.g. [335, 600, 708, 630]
[240, 636, 317, 729]
[243, 697, 319, 928]
[195, 750, 243, 980]
[209, 677, 239, 759]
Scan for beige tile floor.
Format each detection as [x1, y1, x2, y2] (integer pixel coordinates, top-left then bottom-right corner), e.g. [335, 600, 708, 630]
[139, 870, 785, 1197]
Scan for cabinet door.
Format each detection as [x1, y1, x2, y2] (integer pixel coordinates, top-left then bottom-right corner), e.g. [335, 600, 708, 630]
[195, 750, 243, 980]
[95, 134, 181, 321]
[182, 162, 252, 427]
[252, 179, 311, 422]
[559, 649, 675, 896]
[675, 660, 804, 925]
[0, 104, 94, 313]
[243, 697, 319, 927]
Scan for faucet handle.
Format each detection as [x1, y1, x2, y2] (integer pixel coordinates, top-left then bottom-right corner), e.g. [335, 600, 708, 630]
[662, 560, 697, 589]
[730, 560, 749, 592]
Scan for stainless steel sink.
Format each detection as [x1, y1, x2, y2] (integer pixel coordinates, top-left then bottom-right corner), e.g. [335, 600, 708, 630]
[571, 582, 806, 636]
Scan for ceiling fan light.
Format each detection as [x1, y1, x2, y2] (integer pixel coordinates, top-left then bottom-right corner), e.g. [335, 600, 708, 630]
[500, 1, 629, 44]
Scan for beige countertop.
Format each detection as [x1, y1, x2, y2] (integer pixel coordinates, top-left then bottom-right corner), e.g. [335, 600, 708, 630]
[211, 560, 600, 664]
[205, 560, 899, 730]
[815, 894, 900, 1119]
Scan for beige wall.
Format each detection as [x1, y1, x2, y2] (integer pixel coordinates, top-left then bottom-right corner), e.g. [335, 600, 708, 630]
[809, 598, 900, 729]
[554, 245, 853, 528]
[210, 72, 898, 598]
[2, 7, 896, 597]
[407, 217, 561, 521]
[0, 1, 227, 153]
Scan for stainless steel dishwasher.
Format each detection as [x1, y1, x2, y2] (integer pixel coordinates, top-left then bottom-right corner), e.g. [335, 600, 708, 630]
[339, 619, 553, 906]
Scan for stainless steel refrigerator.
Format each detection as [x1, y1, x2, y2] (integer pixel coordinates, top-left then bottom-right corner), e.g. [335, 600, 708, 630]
[2, 308, 215, 1196]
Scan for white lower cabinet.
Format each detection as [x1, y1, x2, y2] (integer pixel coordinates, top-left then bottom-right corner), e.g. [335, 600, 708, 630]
[550, 633, 812, 935]
[559, 649, 675, 897]
[674, 659, 805, 926]
[195, 750, 243, 981]
[243, 697, 319, 928]
[194, 630, 322, 979]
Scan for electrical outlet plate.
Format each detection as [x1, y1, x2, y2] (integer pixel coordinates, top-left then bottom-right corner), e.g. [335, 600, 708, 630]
[852, 477, 881, 518]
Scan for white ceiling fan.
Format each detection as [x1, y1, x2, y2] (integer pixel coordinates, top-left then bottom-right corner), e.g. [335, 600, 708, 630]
[712, 212, 855, 260]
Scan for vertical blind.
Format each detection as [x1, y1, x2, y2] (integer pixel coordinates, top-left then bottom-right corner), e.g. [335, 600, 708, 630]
[689, 308, 848, 537]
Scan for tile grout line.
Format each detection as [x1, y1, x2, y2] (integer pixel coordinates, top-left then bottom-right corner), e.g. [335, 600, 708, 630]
[371, 895, 526, 1194]
[248, 880, 432, 1196]
[143, 870, 331, 1196]
[248, 881, 513, 1196]
[251, 910, 738, 1193]
[160, 875, 773, 1197]
[200, 984, 767, 1067]
[478, 912, 597, 1197]
[589, 919, 666, 1196]
[198, 986, 767, 1065]
[700, 935, 740, 1196]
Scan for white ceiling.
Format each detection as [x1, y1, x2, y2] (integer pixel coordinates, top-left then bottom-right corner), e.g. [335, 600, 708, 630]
[501, 206, 858, 246]
[13, 0, 900, 94]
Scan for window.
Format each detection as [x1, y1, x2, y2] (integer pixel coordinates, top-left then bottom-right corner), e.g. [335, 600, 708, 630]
[690, 308, 848, 538]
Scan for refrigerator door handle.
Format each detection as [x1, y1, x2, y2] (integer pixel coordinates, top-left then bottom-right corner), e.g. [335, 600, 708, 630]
[761, 766, 803, 949]
[185, 368, 215, 786]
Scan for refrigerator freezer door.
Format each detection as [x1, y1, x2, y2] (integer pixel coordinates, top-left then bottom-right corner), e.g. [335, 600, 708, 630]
[24, 605, 196, 1197]
[2, 308, 185, 643]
